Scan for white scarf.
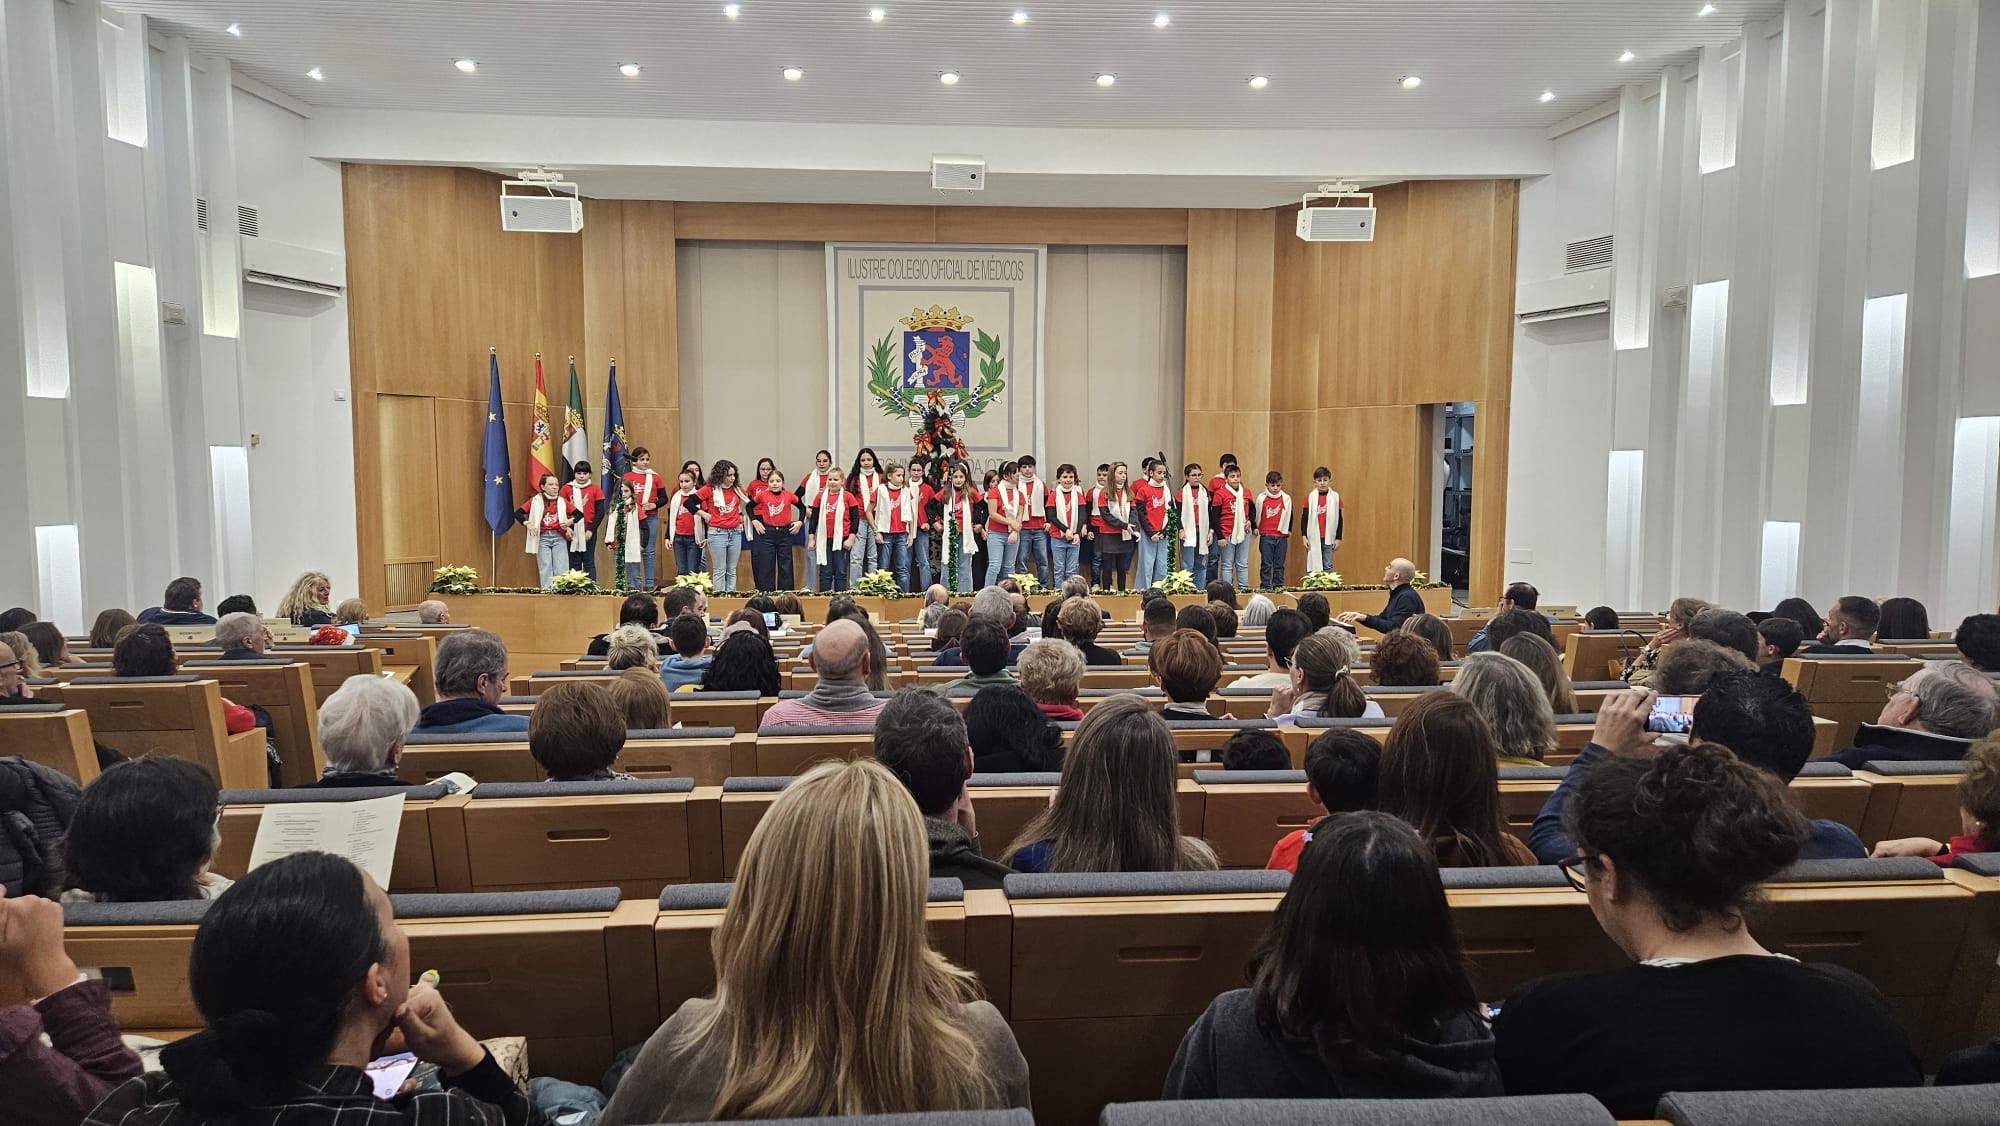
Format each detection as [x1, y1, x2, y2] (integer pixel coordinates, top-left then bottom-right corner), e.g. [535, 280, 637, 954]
[1052, 485, 1084, 533]
[989, 482, 1020, 528]
[1221, 484, 1248, 545]
[631, 470, 661, 508]
[708, 486, 740, 520]
[815, 487, 850, 566]
[1304, 489, 1341, 561]
[801, 468, 829, 501]
[855, 470, 881, 513]
[1179, 483, 1212, 549]
[606, 497, 642, 554]
[875, 484, 917, 534]
[1263, 490, 1294, 537]
[524, 493, 581, 553]
[671, 486, 699, 531]
[948, 488, 979, 557]
[1106, 488, 1135, 541]
[1019, 478, 1045, 520]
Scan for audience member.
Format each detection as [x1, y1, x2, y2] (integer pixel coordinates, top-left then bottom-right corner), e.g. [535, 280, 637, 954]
[698, 631, 781, 696]
[1152, 628, 1222, 723]
[1057, 598, 1121, 666]
[112, 622, 178, 678]
[529, 682, 630, 782]
[944, 620, 1018, 692]
[1478, 608, 1555, 653]
[1038, 597, 1064, 644]
[1827, 660, 1999, 766]
[1400, 612, 1455, 661]
[1007, 593, 1031, 643]
[1295, 592, 1331, 633]
[0, 632, 39, 679]
[1001, 696, 1218, 874]
[1876, 596, 1931, 641]
[1622, 596, 1715, 685]
[931, 607, 968, 654]
[965, 685, 1065, 774]
[415, 629, 529, 733]
[771, 593, 803, 621]
[587, 594, 665, 657]
[20, 621, 65, 670]
[1801, 594, 1880, 654]
[604, 669, 672, 730]
[917, 585, 953, 629]
[1652, 638, 1756, 695]
[604, 624, 662, 672]
[1755, 616, 1804, 672]
[1126, 596, 1178, 658]
[1770, 596, 1824, 639]
[1015, 638, 1083, 721]
[88, 852, 535, 1125]
[1499, 634, 1577, 713]
[1335, 559, 1423, 633]
[1205, 581, 1239, 609]
[1377, 693, 1535, 867]
[87, 608, 135, 649]
[136, 577, 218, 627]
[1166, 811, 1500, 1100]
[1956, 614, 2000, 671]
[212, 613, 271, 660]
[873, 689, 1015, 890]
[599, 760, 1029, 1123]
[1241, 594, 1276, 629]
[1688, 608, 1759, 662]
[208, 595, 249, 618]
[311, 675, 423, 788]
[0, 885, 145, 1125]
[1219, 730, 1290, 772]
[1583, 605, 1620, 631]
[1872, 736, 2000, 864]
[1368, 631, 1441, 688]
[1493, 743, 1920, 1117]
[0, 638, 30, 704]
[1452, 651, 1557, 765]
[275, 571, 334, 627]
[659, 615, 713, 692]
[1206, 601, 1240, 639]
[1271, 629, 1382, 720]
[0, 608, 34, 634]
[931, 588, 1023, 666]
[1230, 608, 1311, 690]
[724, 608, 770, 641]
[332, 599, 370, 627]
[1060, 574, 1092, 602]
[852, 614, 893, 693]
[416, 600, 452, 624]
[1265, 729, 1381, 873]
[661, 586, 705, 621]
[761, 620, 886, 727]
[63, 757, 230, 903]
[1467, 582, 1542, 652]
[1174, 603, 1218, 645]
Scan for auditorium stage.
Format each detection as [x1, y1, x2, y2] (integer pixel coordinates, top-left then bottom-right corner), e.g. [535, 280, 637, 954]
[439, 588, 1454, 676]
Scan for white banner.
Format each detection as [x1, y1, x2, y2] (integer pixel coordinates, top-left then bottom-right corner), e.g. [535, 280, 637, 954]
[826, 243, 1046, 469]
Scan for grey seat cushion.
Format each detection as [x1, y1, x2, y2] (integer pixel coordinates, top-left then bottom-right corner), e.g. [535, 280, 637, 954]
[1794, 761, 1854, 778]
[1770, 857, 1943, 882]
[969, 772, 1064, 787]
[406, 731, 531, 745]
[390, 887, 621, 918]
[1551, 713, 1598, 724]
[1293, 717, 1396, 729]
[755, 724, 877, 736]
[1571, 680, 1630, 689]
[63, 899, 214, 926]
[627, 727, 736, 739]
[1191, 769, 1306, 785]
[684, 1112, 1032, 1126]
[679, 690, 762, 700]
[1083, 687, 1162, 697]
[1100, 1094, 1614, 1126]
[1441, 866, 1572, 890]
[1657, 1084, 2000, 1126]
[472, 778, 696, 799]
[1861, 760, 1969, 776]
[67, 675, 203, 685]
[1496, 766, 1570, 781]
[1004, 870, 1291, 899]
[183, 657, 294, 666]
[721, 776, 795, 793]
[1161, 719, 1278, 730]
[222, 784, 451, 804]
[1952, 853, 2000, 877]
[0, 701, 68, 714]
[662, 878, 965, 911]
[531, 670, 622, 678]
[1364, 685, 1451, 695]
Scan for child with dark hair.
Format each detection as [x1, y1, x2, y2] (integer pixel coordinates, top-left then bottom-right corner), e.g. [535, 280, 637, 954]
[1265, 729, 1381, 874]
[1219, 730, 1290, 772]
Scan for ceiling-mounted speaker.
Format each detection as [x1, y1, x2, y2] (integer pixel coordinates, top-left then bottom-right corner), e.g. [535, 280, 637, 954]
[501, 169, 584, 233]
[932, 155, 986, 191]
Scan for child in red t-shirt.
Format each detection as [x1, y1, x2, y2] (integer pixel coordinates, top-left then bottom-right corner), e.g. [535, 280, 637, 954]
[1254, 471, 1294, 592]
[749, 467, 802, 591]
[1266, 729, 1381, 873]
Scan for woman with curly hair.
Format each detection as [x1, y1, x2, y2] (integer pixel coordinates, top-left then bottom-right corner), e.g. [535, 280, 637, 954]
[276, 572, 334, 627]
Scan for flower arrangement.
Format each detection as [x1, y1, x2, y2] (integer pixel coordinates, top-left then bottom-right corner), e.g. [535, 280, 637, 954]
[549, 570, 599, 595]
[672, 572, 715, 595]
[1412, 569, 1430, 586]
[853, 569, 901, 597]
[1300, 570, 1345, 591]
[1157, 569, 1198, 595]
[1007, 572, 1044, 595]
[429, 565, 479, 595]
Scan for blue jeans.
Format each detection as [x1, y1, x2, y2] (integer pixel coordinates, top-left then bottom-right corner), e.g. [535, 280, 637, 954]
[1259, 534, 1289, 590]
[849, 518, 877, 586]
[1310, 542, 1335, 573]
[1051, 534, 1080, 583]
[1217, 538, 1250, 587]
[1136, 534, 1171, 587]
[638, 515, 660, 588]
[985, 530, 1018, 589]
[536, 531, 569, 588]
[707, 527, 742, 591]
[946, 532, 980, 592]
[911, 528, 933, 591]
[671, 533, 700, 586]
[1017, 527, 1050, 585]
[1180, 543, 1210, 587]
[819, 549, 851, 592]
[879, 531, 912, 592]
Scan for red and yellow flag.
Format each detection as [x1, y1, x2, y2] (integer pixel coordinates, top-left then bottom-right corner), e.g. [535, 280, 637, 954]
[527, 354, 558, 487]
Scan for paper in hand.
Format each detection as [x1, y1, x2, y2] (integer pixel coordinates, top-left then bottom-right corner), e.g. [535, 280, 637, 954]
[247, 792, 405, 888]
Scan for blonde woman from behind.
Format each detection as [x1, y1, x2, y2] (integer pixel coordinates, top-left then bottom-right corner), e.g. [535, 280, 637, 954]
[599, 759, 1030, 1124]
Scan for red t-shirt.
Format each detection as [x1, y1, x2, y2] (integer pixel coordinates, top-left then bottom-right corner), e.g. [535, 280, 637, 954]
[756, 491, 797, 528]
[1134, 478, 1170, 533]
[817, 490, 863, 539]
[623, 470, 665, 515]
[697, 484, 745, 529]
[1266, 829, 1307, 874]
[877, 485, 917, 534]
[986, 481, 1020, 533]
[1256, 494, 1289, 536]
[1213, 483, 1251, 537]
[1018, 479, 1048, 530]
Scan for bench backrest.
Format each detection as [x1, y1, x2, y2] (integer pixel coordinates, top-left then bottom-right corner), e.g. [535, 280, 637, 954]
[0, 706, 99, 784]
[271, 645, 386, 705]
[181, 660, 323, 785]
[59, 679, 268, 788]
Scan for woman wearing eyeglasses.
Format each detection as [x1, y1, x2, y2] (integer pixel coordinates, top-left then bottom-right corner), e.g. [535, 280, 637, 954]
[1493, 741, 1920, 1117]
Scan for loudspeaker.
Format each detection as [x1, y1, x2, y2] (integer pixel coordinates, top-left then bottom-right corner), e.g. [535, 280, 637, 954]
[932, 156, 986, 191]
[500, 195, 584, 234]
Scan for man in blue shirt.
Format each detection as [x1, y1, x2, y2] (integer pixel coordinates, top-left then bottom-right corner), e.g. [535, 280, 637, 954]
[135, 577, 218, 626]
[412, 628, 530, 733]
[1466, 582, 1547, 652]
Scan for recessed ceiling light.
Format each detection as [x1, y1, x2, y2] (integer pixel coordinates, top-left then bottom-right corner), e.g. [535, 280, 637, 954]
[939, 71, 961, 85]
[225, 22, 242, 36]
[869, 6, 886, 21]
[1012, 10, 1028, 24]
[1618, 49, 1636, 62]
[1153, 12, 1171, 28]
[619, 62, 641, 77]
[782, 65, 804, 81]
[1698, 2, 1716, 14]
[1538, 89, 1557, 102]
[723, 2, 740, 16]
[1248, 75, 1268, 90]
[454, 58, 478, 73]
[1095, 73, 1116, 87]
[307, 66, 324, 81]
[1401, 75, 1422, 89]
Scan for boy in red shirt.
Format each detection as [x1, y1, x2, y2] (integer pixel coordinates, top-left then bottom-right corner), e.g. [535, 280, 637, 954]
[561, 460, 605, 581]
[1255, 471, 1294, 591]
[1210, 464, 1252, 589]
[1015, 455, 1051, 588]
[1267, 729, 1380, 874]
[622, 447, 666, 589]
[1133, 458, 1172, 587]
[750, 467, 802, 592]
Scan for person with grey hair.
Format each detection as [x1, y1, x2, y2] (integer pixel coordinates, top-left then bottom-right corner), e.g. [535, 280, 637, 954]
[931, 586, 1028, 667]
[1241, 594, 1276, 630]
[1336, 557, 1424, 633]
[307, 674, 425, 787]
[1016, 637, 1086, 721]
[918, 585, 952, 629]
[1060, 574, 1091, 601]
[416, 599, 451, 625]
[1829, 660, 2000, 767]
[412, 628, 529, 733]
[604, 624, 662, 672]
[213, 612, 271, 660]
[759, 619, 886, 728]
[1451, 651, 1558, 766]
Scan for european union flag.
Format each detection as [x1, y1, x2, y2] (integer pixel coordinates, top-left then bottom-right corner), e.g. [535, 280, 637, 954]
[599, 361, 629, 496]
[481, 351, 513, 535]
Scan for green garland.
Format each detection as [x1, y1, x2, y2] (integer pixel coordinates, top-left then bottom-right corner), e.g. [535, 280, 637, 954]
[610, 494, 632, 593]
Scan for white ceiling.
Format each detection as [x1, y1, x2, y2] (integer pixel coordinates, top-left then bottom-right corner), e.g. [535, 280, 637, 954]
[119, 0, 1783, 131]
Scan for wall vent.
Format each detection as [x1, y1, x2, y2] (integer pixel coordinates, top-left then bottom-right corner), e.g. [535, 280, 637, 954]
[195, 197, 209, 232]
[237, 205, 259, 237]
[1565, 235, 1614, 273]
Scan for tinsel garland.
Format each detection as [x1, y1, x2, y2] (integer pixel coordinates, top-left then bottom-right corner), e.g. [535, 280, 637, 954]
[945, 505, 961, 592]
[610, 495, 631, 593]
[1164, 492, 1182, 569]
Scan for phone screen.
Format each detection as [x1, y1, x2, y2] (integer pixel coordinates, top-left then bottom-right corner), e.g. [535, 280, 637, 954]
[763, 612, 779, 628]
[365, 1052, 419, 1100]
[1645, 695, 1696, 734]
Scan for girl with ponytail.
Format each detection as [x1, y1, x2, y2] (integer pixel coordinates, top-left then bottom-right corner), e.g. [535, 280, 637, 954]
[86, 851, 542, 1125]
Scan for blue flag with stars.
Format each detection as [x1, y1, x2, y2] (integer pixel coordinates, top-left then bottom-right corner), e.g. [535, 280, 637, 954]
[599, 361, 629, 496]
[481, 351, 513, 535]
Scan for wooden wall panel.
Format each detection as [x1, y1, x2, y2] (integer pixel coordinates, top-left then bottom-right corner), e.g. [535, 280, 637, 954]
[674, 203, 935, 243]
[1229, 212, 1276, 414]
[1314, 406, 1428, 585]
[1183, 210, 1239, 413]
[377, 395, 440, 562]
[937, 207, 1190, 246]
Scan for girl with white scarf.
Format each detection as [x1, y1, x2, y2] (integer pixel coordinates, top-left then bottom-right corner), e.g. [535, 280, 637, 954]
[517, 473, 584, 589]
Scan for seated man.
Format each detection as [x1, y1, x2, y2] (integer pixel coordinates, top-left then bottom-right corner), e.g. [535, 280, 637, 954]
[658, 614, 712, 693]
[215, 594, 258, 617]
[1800, 594, 1879, 654]
[1229, 608, 1311, 690]
[760, 619, 886, 727]
[1530, 674, 1867, 862]
[1477, 607, 1556, 652]
[1336, 558, 1424, 633]
[917, 585, 953, 629]
[1959, 614, 2000, 672]
[1125, 594, 1177, 658]
[1651, 639, 1756, 695]
[943, 620, 1018, 692]
[1467, 582, 1545, 653]
[309, 674, 426, 787]
[134, 577, 218, 627]
[1827, 660, 2000, 767]
[1755, 616, 1803, 674]
[871, 687, 1013, 890]
[1688, 608, 1761, 663]
[412, 629, 529, 733]
[585, 593, 668, 657]
[415, 600, 452, 625]
[213, 612, 273, 660]
[1266, 728, 1380, 873]
[931, 588, 1024, 666]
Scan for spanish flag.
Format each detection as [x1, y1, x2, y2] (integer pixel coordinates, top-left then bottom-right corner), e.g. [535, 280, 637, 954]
[528, 353, 557, 488]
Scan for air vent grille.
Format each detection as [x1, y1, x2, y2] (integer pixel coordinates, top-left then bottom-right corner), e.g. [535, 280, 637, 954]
[195, 197, 209, 232]
[1565, 234, 1613, 273]
[237, 205, 259, 238]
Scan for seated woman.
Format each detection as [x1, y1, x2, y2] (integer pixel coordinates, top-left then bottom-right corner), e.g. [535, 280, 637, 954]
[1151, 628, 1222, 723]
[332, 599, 370, 627]
[1623, 596, 1714, 685]
[529, 682, 631, 782]
[599, 760, 1029, 1123]
[604, 671, 671, 731]
[0, 632, 39, 679]
[1499, 633, 1578, 714]
[1583, 605, 1620, 632]
[1367, 631, 1440, 688]
[63, 757, 231, 903]
[308, 675, 424, 788]
[86, 852, 537, 1125]
[87, 608, 136, 650]
[1450, 652, 1558, 766]
[602, 624, 661, 673]
[1377, 693, 1535, 867]
[1400, 613, 1455, 661]
[1493, 742, 1920, 1115]
[1058, 598, 1122, 666]
[1001, 696, 1218, 874]
[1873, 735, 2000, 863]
[1165, 811, 1500, 1099]
[1876, 596, 1930, 641]
[930, 608, 968, 654]
[1269, 629, 1384, 721]
[276, 570, 335, 627]
[0, 887, 144, 1126]
[697, 631, 781, 696]
[21, 620, 68, 670]
[1241, 593, 1276, 630]
[966, 685, 1064, 774]
[1015, 638, 1084, 722]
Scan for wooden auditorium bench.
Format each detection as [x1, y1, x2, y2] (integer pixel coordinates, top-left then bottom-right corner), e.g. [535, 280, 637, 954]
[750, 723, 879, 775]
[663, 690, 771, 731]
[356, 630, 441, 706]
[510, 669, 626, 696]
[1782, 654, 1926, 749]
[271, 644, 386, 705]
[0, 703, 100, 783]
[57, 675, 269, 789]
[398, 727, 749, 785]
[444, 778, 722, 895]
[1564, 628, 1656, 681]
[180, 657, 323, 785]
[1853, 759, 1970, 844]
[212, 783, 458, 892]
[1654, 1084, 2000, 1126]
[1100, 1093, 1616, 1126]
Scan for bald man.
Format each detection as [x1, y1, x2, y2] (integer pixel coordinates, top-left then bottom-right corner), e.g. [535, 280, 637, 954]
[759, 618, 888, 728]
[416, 600, 452, 625]
[1337, 557, 1425, 634]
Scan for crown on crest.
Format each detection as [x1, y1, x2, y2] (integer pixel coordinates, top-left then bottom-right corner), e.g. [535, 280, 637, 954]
[899, 304, 975, 332]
